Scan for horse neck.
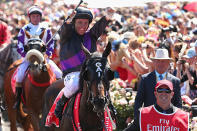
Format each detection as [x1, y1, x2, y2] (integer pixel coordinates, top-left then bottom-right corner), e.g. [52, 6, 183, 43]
[79, 81, 103, 129]
[80, 81, 92, 111]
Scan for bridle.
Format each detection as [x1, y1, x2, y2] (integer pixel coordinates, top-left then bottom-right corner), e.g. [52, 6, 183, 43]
[28, 61, 47, 73]
[77, 41, 115, 131]
[82, 57, 110, 131]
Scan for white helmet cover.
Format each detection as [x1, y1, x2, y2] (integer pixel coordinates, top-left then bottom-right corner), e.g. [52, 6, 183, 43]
[28, 5, 42, 16]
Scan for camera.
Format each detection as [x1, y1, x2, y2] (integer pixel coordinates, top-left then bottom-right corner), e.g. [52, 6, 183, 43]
[162, 25, 177, 33]
[179, 59, 186, 64]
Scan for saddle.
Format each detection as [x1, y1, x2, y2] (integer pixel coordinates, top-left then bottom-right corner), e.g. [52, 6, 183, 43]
[11, 69, 25, 107]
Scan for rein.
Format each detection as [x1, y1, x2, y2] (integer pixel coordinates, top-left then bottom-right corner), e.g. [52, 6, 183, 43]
[28, 73, 55, 87]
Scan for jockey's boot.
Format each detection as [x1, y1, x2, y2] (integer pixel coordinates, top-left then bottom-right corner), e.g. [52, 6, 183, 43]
[54, 95, 69, 121]
[13, 87, 22, 109]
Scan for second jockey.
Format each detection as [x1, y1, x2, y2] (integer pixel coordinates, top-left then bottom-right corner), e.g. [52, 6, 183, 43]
[13, 5, 63, 109]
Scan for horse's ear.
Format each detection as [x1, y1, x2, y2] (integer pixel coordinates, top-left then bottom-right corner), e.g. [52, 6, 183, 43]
[102, 42, 111, 58]
[81, 43, 91, 58]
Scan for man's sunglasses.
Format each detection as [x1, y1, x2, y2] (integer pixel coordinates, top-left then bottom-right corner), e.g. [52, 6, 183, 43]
[156, 88, 172, 94]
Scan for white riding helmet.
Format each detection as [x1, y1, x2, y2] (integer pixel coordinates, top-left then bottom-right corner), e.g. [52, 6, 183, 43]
[28, 5, 42, 17]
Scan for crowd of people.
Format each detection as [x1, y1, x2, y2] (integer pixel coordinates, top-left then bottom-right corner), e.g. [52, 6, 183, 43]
[0, 0, 197, 130]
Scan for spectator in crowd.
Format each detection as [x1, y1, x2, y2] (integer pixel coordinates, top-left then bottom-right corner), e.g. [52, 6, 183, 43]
[110, 40, 137, 81]
[133, 48, 182, 127]
[13, 5, 63, 110]
[140, 40, 156, 72]
[124, 80, 189, 131]
[128, 36, 149, 75]
[55, 6, 116, 121]
[177, 47, 197, 101]
[0, 19, 11, 48]
[169, 41, 187, 75]
[171, 42, 189, 96]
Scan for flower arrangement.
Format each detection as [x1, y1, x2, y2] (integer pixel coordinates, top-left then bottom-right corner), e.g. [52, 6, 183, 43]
[110, 78, 136, 130]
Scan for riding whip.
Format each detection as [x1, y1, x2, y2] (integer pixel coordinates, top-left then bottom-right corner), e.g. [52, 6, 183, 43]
[46, 0, 83, 46]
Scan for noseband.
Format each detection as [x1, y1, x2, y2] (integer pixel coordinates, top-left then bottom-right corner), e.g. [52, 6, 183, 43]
[29, 62, 47, 72]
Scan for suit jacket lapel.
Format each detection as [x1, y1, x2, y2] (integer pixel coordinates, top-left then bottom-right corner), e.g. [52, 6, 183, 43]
[152, 71, 157, 86]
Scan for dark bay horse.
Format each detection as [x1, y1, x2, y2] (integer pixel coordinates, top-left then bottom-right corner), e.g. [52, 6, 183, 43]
[4, 39, 56, 131]
[0, 42, 21, 123]
[0, 42, 21, 101]
[41, 42, 115, 131]
[0, 42, 21, 90]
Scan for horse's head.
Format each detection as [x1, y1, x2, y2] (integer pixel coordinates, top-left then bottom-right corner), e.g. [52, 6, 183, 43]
[81, 42, 114, 113]
[25, 38, 47, 74]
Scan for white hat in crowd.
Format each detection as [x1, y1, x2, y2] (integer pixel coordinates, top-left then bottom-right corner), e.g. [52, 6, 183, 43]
[122, 31, 135, 39]
[151, 48, 173, 60]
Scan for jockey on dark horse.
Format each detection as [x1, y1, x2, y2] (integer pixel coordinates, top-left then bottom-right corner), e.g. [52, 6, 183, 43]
[13, 5, 63, 109]
[55, 6, 117, 121]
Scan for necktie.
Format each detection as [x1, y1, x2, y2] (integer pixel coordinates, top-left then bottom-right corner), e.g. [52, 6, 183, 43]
[159, 74, 163, 80]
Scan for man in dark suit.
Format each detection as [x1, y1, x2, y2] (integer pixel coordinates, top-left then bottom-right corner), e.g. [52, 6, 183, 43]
[124, 48, 182, 130]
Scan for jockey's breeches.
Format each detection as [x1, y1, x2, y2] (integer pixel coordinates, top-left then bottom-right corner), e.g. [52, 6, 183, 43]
[63, 72, 80, 98]
[16, 59, 29, 83]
